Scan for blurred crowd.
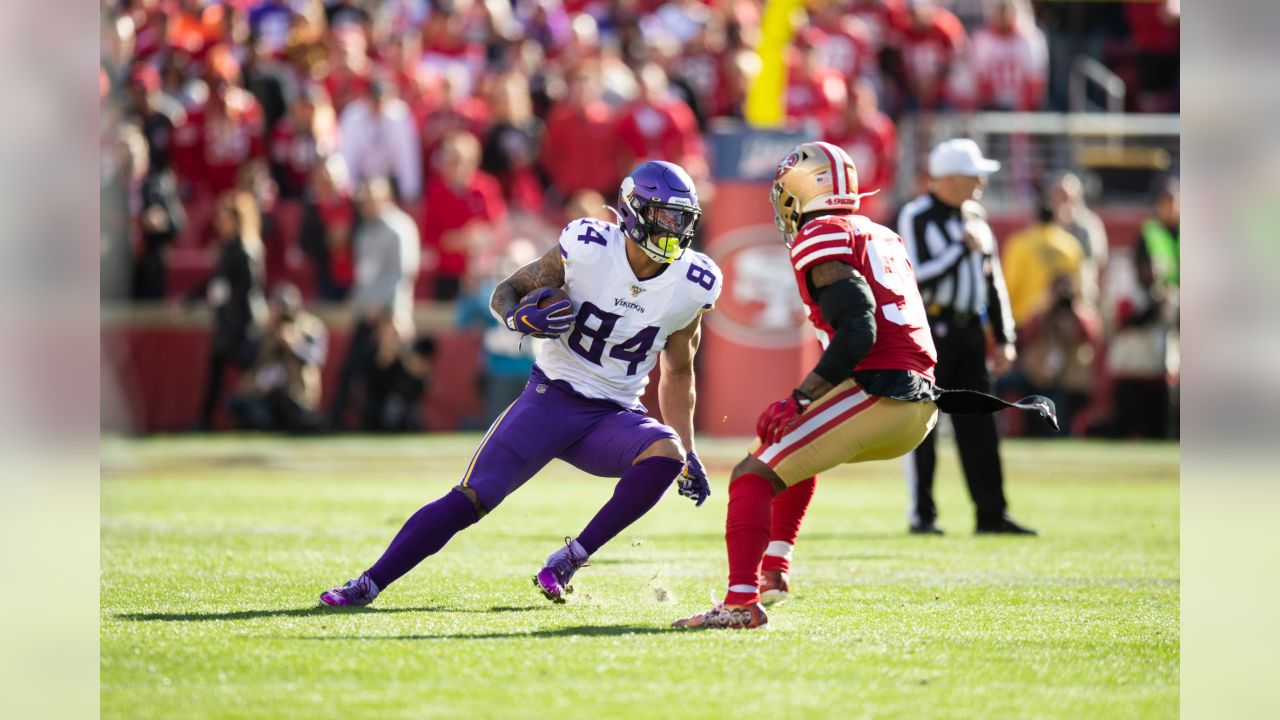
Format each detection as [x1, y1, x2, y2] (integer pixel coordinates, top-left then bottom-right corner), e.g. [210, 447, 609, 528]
[996, 174, 1179, 439]
[100, 0, 1180, 437]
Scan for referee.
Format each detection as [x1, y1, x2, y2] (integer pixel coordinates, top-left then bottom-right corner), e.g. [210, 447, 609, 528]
[895, 139, 1036, 536]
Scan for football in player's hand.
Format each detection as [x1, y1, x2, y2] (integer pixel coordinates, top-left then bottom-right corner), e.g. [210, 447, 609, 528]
[537, 287, 571, 309]
[509, 286, 575, 337]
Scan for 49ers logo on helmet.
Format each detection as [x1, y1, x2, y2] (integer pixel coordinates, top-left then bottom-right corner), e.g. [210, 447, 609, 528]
[775, 152, 801, 180]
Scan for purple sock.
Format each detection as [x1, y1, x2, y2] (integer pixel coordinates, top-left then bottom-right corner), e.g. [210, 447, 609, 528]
[576, 456, 684, 555]
[365, 489, 480, 589]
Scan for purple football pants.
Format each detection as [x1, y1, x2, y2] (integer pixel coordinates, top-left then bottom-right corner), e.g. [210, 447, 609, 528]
[365, 366, 680, 589]
[457, 366, 680, 512]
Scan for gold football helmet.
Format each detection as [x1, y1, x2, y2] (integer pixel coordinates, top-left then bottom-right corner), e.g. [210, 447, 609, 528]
[770, 141, 877, 246]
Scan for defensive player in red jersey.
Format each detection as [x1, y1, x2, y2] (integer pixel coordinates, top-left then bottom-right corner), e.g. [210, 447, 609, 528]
[673, 142, 1055, 629]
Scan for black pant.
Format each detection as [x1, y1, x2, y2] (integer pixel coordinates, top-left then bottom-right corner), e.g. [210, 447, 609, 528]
[328, 320, 378, 430]
[908, 320, 1008, 527]
[197, 332, 250, 430]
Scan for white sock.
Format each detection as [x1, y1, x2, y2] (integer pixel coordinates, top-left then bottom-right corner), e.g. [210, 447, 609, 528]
[764, 541, 794, 560]
[728, 584, 757, 595]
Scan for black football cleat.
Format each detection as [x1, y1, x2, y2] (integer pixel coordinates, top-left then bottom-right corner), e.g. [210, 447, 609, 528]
[975, 515, 1038, 536]
[909, 522, 944, 535]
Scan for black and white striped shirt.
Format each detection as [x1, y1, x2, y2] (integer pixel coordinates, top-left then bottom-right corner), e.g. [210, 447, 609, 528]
[895, 193, 1016, 344]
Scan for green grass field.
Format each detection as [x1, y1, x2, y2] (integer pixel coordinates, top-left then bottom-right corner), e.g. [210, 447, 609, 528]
[101, 435, 1178, 719]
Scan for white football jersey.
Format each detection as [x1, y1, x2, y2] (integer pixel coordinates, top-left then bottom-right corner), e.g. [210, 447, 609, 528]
[537, 217, 722, 407]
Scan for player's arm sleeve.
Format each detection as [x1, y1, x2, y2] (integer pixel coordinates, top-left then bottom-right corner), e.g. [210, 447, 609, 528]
[806, 262, 878, 386]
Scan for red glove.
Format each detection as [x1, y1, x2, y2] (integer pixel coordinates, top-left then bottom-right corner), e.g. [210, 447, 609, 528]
[756, 391, 811, 445]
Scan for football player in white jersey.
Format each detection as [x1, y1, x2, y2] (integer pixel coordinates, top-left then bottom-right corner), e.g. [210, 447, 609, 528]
[320, 161, 722, 608]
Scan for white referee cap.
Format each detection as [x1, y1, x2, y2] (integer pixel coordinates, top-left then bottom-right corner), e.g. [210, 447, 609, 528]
[928, 139, 1001, 178]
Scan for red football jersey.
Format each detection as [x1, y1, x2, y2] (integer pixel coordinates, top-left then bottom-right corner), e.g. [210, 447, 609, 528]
[789, 214, 936, 381]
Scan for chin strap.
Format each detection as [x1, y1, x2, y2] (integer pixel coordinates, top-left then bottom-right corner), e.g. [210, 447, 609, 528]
[603, 205, 623, 222]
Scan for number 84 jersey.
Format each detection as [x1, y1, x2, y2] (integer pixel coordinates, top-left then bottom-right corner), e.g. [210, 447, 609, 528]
[790, 214, 937, 382]
[537, 217, 723, 408]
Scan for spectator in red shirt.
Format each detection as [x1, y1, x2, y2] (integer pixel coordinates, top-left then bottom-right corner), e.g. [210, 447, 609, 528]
[421, 131, 508, 301]
[786, 29, 848, 131]
[824, 79, 899, 223]
[969, 0, 1048, 111]
[269, 86, 338, 200]
[194, 48, 267, 205]
[542, 65, 621, 200]
[898, 0, 967, 111]
[811, 1, 876, 83]
[615, 63, 706, 179]
[848, 0, 911, 56]
[164, 47, 266, 246]
[1125, 0, 1180, 112]
[131, 1, 171, 62]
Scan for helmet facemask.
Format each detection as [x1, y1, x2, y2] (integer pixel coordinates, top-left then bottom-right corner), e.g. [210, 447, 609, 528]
[771, 181, 801, 248]
[636, 202, 699, 263]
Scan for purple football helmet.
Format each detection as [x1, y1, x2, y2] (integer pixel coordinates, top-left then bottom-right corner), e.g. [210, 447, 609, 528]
[616, 161, 702, 264]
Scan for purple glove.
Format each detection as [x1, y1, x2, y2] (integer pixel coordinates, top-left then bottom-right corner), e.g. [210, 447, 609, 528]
[505, 288, 574, 338]
[677, 451, 710, 507]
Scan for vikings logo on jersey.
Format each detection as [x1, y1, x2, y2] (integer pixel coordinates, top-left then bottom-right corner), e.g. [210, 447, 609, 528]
[537, 217, 722, 408]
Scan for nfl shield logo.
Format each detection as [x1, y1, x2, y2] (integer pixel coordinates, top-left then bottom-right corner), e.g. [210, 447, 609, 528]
[630, 285, 645, 298]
